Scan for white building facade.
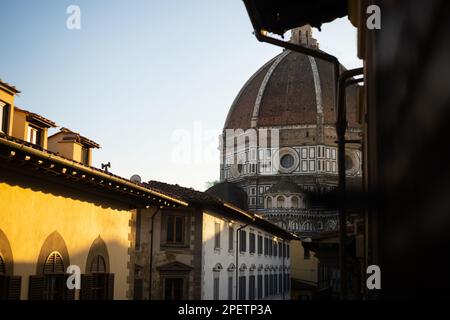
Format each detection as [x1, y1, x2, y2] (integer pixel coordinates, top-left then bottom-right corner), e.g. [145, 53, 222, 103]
[202, 211, 292, 300]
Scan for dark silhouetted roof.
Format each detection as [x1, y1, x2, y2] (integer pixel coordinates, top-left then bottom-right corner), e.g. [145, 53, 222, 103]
[205, 181, 248, 211]
[266, 177, 304, 194]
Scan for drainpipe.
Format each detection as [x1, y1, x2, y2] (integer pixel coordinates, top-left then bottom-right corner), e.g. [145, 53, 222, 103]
[251, 27, 364, 300]
[282, 239, 286, 300]
[235, 222, 253, 300]
[148, 206, 161, 300]
[337, 68, 364, 300]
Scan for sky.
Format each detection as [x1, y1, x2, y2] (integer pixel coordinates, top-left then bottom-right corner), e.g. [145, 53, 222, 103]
[0, 0, 361, 191]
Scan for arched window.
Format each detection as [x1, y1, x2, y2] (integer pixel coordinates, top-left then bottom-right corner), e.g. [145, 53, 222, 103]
[302, 221, 313, 232]
[266, 197, 272, 208]
[0, 255, 5, 275]
[90, 255, 106, 273]
[84, 254, 113, 300]
[277, 196, 285, 209]
[42, 252, 66, 300]
[44, 252, 65, 274]
[291, 196, 299, 209]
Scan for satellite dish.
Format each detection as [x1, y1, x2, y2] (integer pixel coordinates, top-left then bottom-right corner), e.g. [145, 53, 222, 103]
[130, 174, 142, 183]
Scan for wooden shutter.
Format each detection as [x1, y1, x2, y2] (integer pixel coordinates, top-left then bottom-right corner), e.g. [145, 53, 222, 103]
[28, 276, 45, 300]
[0, 275, 7, 299]
[80, 274, 94, 300]
[7, 276, 22, 300]
[63, 274, 75, 300]
[106, 274, 114, 300]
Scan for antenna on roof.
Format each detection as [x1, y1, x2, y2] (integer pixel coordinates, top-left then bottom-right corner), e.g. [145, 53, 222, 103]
[130, 174, 142, 183]
[101, 162, 111, 173]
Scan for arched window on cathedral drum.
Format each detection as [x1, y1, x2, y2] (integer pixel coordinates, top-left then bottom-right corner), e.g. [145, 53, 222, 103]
[277, 196, 285, 209]
[266, 197, 272, 208]
[291, 196, 299, 209]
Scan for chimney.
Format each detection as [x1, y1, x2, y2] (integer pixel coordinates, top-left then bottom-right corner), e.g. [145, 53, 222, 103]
[48, 128, 100, 166]
[290, 25, 319, 49]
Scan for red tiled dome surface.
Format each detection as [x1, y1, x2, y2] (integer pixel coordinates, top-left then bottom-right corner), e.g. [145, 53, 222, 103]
[224, 50, 359, 130]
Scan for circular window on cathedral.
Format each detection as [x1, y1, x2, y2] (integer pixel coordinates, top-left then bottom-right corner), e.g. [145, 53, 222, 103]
[275, 147, 299, 173]
[345, 155, 354, 171]
[345, 151, 360, 176]
[280, 154, 295, 169]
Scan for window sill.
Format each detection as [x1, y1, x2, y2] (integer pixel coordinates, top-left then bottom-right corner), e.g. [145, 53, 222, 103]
[161, 243, 190, 249]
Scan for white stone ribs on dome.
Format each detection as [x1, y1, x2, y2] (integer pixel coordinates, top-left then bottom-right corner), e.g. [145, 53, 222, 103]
[251, 50, 290, 128]
[223, 54, 280, 129]
[308, 56, 325, 144]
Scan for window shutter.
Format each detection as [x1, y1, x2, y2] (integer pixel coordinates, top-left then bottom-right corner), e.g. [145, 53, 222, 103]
[106, 274, 115, 300]
[28, 276, 45, 300]
[0, 275, 7, 299]
[63, 274, 75, 300]
[80, 274, 94, 300]
[7, 276, 22, 300]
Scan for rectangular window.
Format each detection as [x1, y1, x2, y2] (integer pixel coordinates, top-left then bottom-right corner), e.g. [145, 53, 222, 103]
[213, 277, 219, 300]
[268, 240, 272, 256]
[239, 230, 247, 253]
[269, 274, 273, 296]
[264, 238, 268, 255]
[249, 233, 255, 254]
[166, 216, 185, 244]
[301, 148, 307, 159]
[309, 147, 315, 158]
[228, 276, 233, 300]
[81, 147, 90, 165]
[27, 126, 40, 145]
[301, 160, 308, 172]
[274, 242, 277, 256]
[331, 148, 336, 160]
[279, 274, 283, 294]
[0, 102, 7, 133]
[239, 276, 246, 300]
[309, 160, 315, 171]
[264, 275, 269, 297]
[257, 235, 263, 255]
[274, 274, 278, 295]
[257, 275, 263, 299]
[278, 243, 282, 258]
[164, 278, 184, 300]
[228, 226, 234, 251]
[249, 275, 255, 300]
[287, 244, 290, 259]
[214, 222, 221, 250]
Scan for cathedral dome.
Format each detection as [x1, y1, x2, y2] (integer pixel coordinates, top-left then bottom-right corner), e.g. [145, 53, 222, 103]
[224, 28, 359, 131]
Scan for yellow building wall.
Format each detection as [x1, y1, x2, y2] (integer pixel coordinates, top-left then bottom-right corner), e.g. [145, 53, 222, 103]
[0, 89, 15, 136]
[291, 240, 318, 285]
[11, 110, 27, 141]
[0, 178, 132, 300]
[48, 139, 82, 162]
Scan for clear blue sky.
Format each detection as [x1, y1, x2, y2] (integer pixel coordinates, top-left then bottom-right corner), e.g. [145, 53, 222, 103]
[0, 0, 361, 190]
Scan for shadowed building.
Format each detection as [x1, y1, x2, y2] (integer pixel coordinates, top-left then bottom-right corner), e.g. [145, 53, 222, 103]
[0, 79, 187, 300]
